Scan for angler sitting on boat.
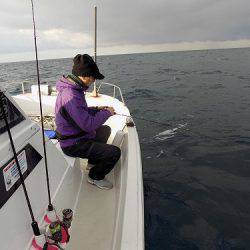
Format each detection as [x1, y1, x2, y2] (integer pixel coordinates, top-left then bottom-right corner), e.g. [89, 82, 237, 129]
[55, 54, 121, 190]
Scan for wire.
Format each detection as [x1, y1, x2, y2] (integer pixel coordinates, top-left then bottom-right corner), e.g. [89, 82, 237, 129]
[30, 0, 53, 211]
[115, 113, 172, 127]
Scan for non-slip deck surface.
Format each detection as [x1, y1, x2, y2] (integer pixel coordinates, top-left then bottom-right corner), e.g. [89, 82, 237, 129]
[68, 164, 117, 250]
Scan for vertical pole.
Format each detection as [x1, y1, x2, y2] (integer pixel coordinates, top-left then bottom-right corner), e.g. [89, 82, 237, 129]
[92, 5, 98, 97]
[94, 5, 97, 63]
[22, 83, 25, 94]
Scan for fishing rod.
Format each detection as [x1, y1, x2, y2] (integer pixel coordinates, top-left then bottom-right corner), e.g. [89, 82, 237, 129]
[27, 111, 172, 127]
[30, 0, 53, 212]
[0, 92, 40, 236]
[115, 113, 172, 127]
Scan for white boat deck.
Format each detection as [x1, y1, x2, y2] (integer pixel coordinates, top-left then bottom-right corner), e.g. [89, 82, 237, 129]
[9, 90, 144, 250]
[42, 93, 127, 249]
[62, 110, 125, 250]
[68, 164, 117, 250]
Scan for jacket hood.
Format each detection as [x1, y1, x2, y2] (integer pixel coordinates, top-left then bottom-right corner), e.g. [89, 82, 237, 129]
[56, 76, 88, 92]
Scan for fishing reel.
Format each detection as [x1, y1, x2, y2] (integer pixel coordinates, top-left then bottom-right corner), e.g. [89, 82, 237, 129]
[47, 209, 73, 243]
[126, 117, 135, 127]
[32, 209, 73, 250]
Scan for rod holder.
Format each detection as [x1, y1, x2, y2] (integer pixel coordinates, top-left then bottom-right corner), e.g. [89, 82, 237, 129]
[31, 221, 40, 236]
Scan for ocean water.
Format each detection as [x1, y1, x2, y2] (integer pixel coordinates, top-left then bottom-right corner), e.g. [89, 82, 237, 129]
[1, 48, 250, 249]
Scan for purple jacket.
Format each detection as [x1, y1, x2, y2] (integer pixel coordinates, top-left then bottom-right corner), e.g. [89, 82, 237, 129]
[55, 77, 111, 148]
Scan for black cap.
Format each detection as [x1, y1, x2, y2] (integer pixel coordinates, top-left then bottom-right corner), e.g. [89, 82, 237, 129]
[72, 54, 104, 80]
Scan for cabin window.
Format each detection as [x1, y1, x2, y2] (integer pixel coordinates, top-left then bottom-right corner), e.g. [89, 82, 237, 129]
[0, 94, 25, 135]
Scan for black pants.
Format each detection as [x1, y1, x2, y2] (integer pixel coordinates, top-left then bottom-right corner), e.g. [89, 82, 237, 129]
[62, 125, 121, 180]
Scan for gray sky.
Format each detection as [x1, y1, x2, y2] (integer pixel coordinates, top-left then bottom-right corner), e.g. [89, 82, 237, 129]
[0, 0, 250, 62]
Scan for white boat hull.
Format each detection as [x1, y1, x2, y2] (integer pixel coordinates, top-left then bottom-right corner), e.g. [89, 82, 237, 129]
[0, 90, 144, 249]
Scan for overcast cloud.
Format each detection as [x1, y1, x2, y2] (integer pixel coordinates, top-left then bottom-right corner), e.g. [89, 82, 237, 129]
[0, 0, 250, 62]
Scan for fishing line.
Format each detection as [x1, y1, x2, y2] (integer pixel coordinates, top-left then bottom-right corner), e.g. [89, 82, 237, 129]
[0, 91, 40, 236]
[30, 0, 53, 211]
[115, 113, 172, 127]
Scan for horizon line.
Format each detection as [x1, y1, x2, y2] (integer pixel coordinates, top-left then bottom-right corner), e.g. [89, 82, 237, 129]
[1, 40, 250, 64]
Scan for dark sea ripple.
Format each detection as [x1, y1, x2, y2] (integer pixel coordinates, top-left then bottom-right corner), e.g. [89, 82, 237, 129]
[1, 47, 250, 249]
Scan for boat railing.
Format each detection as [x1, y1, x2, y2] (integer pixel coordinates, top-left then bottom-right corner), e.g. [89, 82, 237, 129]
[20, 82, 126, 105]
[97, 82, 125, 105]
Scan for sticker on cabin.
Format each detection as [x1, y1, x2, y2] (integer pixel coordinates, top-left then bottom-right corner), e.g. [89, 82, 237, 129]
[3, 150, 28, 191]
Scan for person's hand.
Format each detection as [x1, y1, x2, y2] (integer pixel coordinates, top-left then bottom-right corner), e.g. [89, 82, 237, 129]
[105, 107, 115, 115]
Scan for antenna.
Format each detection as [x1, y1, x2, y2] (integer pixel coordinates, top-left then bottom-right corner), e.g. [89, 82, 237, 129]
[92, 5, 99, 97]
[94, 5, 97, 62]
